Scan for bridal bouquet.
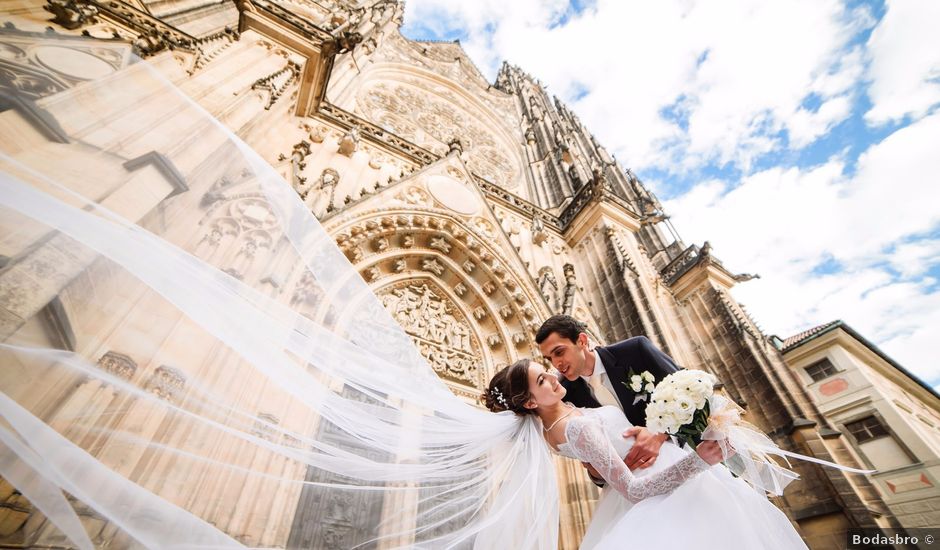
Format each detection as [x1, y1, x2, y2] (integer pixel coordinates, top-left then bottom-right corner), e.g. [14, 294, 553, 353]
[644, 369, 717, 448]
[644, 369, 873, 496]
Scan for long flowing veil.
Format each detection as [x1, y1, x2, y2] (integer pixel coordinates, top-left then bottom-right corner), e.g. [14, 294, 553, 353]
[0, 35, 558, 549]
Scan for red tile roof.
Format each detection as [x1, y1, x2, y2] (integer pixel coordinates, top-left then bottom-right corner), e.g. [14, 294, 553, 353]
[781, 320, 843, 351]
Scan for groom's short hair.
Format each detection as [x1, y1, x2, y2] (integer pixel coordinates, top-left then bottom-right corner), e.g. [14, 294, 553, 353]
[535, 314, 587, 344]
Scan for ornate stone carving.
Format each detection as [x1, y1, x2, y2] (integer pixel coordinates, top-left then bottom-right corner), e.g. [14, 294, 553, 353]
[344, 246, 363, 262]
[486, 334, 502, 348]
[401, 234, 414, 248]
[363, 266, 380, 281]
[607, 227, 639, 277]
[470, 217, 496, 240]
[372, 236, 388, 252]
[399, 186, 431, 205]
[462, 260, 475, 273]
[446, 166, 465, 181]
[290, 271, 324, 307]
[472, 307, 487, 320]
[286, 140, 312, 198]
[447, 137, 464, 155]
[302, 167, 339, 217]
[392, 259, 406, 273]
[562, 263, 577, 315]
[337, 125, 360, 156]
[733, 272, 760, 283]
[525, 127, 536, 144]
[355, 81, 520, 189]
[420, 258, 444, 276]
[429, 236, 452, 254]
[147, 365, 185, 401]
[318, 102, 438, 165]
[378, 283, 479, 385]
[531, 212, 548, 245]
[499, 304, 513, 319]
[453, 282, 467, 297]
[191, 28, 238, 74]
[308, 125, 325, 143]
[538, 266, 558, 310]
[252, 61, 299, 110]
[482, 281, 496, 295]
[97, 351, 136, 380]
[44, 0, 98, 30]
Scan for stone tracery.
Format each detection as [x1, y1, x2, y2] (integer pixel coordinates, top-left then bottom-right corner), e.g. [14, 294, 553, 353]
[355, 80, 520, 190]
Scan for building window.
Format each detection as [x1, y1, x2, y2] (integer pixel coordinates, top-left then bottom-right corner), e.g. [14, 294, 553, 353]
[804, 358, 838, 382]
[845, 416, 889, 443]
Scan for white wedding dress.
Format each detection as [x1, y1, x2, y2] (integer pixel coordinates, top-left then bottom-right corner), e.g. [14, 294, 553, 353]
[556, 406, 809, 549]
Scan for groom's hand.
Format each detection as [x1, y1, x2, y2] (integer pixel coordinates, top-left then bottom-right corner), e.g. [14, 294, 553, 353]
[623, 427, 668, 469]
[580, 461, 603, 482]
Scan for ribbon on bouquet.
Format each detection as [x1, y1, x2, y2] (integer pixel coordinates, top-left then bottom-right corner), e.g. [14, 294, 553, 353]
[701, 395, 875, 496]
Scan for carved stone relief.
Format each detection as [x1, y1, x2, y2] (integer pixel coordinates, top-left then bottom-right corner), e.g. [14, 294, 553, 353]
[378, 282, 480, 386]
[198, 195, 280, 281]
[369, 31, 518, 123]
[355, 81, 519, 190]
[0, 33, 130, 101]
[147, 365, 185, 401]
[97, 350, 137, 380]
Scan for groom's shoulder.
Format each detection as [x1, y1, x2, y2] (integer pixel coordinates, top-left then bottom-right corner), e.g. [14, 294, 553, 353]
[604, 335, 656, 357]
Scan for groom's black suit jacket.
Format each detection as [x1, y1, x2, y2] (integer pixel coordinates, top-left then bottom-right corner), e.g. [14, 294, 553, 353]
[560, 336, 680, 429]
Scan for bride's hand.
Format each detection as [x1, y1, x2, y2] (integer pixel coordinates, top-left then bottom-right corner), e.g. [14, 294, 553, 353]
[695, 441, 726, 465]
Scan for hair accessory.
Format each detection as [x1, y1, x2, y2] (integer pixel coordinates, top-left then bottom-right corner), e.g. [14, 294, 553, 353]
[490, 387, 509, 409]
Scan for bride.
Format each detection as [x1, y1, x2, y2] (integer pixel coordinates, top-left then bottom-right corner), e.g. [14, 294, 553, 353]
[484, 359, 810, 549]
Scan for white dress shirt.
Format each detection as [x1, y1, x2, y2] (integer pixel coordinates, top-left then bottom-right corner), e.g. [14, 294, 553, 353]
[582, 350, 623, 411]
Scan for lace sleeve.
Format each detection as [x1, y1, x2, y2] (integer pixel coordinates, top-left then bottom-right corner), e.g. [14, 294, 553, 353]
[564, 415, 710, 503]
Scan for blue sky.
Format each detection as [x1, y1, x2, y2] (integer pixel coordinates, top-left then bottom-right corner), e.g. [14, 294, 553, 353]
[400, 0, 940, 391]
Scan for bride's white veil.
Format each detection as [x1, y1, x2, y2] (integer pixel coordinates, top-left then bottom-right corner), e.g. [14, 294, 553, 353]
[0, 35, 559, 549]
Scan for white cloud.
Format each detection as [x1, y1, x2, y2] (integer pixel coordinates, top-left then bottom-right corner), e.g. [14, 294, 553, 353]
[787, 94, 853, 149]
[864, 0, 940, 125]
[407, 0, 870, 173]
[889, 240, 940, 278]
[664, 113, 940, 383]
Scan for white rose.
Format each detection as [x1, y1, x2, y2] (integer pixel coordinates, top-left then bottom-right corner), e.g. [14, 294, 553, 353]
[661, 413, 682, 434]
[641, 371, 655, 383]
[652, 385, 677, 405]
[676, 397, 695, 414]
[674, 398, 696, 425]
[630, 375, 643, 392]
[646, 417, 665, 434]
[645, 403, 667, 433]
[650, 410, 679, 435]
[644, 382, 655, 393]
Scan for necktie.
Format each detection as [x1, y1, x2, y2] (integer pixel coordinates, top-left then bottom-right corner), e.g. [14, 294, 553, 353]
[589, 373, 622, 410]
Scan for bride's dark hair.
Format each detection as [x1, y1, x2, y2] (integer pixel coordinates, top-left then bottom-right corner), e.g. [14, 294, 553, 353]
[482, 359, 538, 416]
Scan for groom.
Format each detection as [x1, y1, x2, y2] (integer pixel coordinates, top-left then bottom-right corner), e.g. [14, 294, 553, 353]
[536, 315, 680, 481]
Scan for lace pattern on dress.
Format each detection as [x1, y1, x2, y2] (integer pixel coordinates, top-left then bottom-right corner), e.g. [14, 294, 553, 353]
[564, 414, 710, 503]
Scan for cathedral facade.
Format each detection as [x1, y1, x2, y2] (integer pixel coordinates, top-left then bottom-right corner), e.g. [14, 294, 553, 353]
[0, 0, 906, 547]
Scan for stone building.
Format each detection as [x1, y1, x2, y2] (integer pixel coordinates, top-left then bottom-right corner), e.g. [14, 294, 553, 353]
[0, 0, 926, 547]
[779, 320, 940, 531]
